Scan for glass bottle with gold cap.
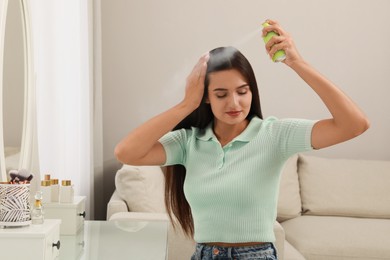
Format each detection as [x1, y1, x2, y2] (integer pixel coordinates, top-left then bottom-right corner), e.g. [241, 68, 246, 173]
[31, 191, 44, 224]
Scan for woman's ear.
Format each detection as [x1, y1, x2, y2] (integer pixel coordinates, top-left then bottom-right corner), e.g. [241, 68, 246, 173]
[205, 97, 210, 104]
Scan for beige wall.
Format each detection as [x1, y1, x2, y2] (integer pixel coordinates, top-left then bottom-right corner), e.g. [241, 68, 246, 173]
[100, 0, 390, 218]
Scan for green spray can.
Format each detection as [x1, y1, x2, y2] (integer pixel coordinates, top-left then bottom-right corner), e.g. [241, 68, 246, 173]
[262, 22, 286, 62]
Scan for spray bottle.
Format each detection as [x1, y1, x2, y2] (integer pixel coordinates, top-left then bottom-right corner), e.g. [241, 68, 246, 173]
[262, 21, 286, 62]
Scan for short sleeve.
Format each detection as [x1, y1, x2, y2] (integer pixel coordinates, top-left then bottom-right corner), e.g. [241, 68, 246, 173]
[266, 118, 317, 158]
[158, 128, 190, 166]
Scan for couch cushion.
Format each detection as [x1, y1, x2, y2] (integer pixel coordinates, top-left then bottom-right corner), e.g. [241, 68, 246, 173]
[298, 155, 390, 218]
[277, 154, 302, 222]
[115, 165, 166, 213]
[282, 215, 390, 260]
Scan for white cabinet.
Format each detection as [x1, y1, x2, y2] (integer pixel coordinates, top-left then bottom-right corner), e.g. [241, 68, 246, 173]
[0, 219, 61, 260]
[44, 196, 86, 235]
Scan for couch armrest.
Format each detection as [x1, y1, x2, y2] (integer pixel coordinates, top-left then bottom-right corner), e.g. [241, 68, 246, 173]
[106, 190, 129, 220]
[274, 221, 286, 260]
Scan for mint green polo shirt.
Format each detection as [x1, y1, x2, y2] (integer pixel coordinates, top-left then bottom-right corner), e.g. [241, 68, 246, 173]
[159, 116, 316, 243]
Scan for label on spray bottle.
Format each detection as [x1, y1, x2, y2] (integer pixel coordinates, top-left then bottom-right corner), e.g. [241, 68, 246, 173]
[262, 22, 286, 62]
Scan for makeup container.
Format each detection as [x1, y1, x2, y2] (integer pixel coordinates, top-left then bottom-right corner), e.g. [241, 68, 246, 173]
[0, 182, 31, 226]
[60, 180, 74, 203]
[50, 179, 59, 202]
[40, 180, 52, 204]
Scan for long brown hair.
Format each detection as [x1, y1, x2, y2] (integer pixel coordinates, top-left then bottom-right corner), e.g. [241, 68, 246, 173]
[164, 46, 263, 237]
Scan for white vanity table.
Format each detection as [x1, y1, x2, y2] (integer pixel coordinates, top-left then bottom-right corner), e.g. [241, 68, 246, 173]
[1, 194, 169, 260]
[0, 219, 168, 260]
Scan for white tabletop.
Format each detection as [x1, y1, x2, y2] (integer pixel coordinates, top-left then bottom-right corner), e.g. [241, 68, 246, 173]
[60, 220, 168, 260]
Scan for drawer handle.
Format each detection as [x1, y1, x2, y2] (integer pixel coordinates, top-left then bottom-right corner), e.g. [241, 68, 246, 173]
[52, 240, 61, 250]
[78, 211, 86, 218]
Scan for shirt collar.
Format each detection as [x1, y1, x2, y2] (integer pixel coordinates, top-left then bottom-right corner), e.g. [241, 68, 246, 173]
[195, 123, 215, 141]
[195, 116, 261, 143]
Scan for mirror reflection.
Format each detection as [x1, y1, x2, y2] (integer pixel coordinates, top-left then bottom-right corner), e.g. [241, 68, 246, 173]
[3, 0, 24, 174]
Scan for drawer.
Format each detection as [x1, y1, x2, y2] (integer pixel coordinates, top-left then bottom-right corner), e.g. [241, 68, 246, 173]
[45, 221, 61, 260]
[0, 219, 61, 260]
[45, 196, 86, 235]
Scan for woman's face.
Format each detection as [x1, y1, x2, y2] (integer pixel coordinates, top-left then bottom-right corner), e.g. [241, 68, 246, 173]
[206, 69, 252, 127]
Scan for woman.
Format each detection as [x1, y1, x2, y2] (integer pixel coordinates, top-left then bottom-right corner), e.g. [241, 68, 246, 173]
[115, 19, 369, 260]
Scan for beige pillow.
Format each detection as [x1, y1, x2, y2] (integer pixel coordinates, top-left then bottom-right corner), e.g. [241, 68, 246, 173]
[277, 154, 302, 222]
[115, 165, 166, 213]
[298, 155, 390, 218]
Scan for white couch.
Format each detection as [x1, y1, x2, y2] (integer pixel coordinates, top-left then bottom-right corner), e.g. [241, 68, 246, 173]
[278, 155, 390, 260]
[107, 154, 390, 260]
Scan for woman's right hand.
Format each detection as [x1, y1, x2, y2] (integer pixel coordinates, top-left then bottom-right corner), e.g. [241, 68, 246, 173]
[182, 53, 209, 110]
[115, 53, 210, 166]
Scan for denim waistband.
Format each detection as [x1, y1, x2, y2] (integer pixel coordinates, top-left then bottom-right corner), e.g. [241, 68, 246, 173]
[191, 242, 278, 260]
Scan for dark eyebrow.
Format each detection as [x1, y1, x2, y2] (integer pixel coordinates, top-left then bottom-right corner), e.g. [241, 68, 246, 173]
[213, 84, 249, 92]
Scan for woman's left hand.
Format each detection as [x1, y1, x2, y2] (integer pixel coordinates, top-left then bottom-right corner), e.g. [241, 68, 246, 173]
[262, 19, 302, 66]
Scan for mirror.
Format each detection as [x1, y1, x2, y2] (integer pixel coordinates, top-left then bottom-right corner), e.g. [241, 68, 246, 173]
[0, 0, 39, 185]
[0, 0, 8, 181]
[3, 0, 24, 174]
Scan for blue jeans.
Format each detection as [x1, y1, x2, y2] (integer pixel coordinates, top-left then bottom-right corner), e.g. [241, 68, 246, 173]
[191, 242, 278, 260]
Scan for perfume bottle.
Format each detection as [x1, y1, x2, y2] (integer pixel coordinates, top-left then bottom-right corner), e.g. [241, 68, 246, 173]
[31, 191, 44, 224]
